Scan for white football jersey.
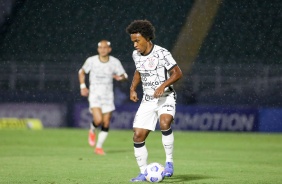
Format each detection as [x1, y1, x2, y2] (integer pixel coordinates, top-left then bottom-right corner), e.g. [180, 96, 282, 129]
[82, 55, 126, 96]
[132, 44, 177, 100]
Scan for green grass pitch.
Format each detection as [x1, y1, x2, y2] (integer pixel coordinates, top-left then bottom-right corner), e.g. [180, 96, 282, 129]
[0, 129, 282, 184]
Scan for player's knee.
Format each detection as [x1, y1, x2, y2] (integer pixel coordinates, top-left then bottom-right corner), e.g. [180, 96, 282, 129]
[91, 121, 98, 128]
[160, 123, 170, 130]
[93, 119, 103, 126]
[133, 131, 145, 142]
[102, 120, 110, 128]
[159, 120, 172, 130]
[159, 115, 173, 129]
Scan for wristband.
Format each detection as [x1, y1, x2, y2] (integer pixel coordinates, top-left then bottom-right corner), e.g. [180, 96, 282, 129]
[80, 83, 86, 89]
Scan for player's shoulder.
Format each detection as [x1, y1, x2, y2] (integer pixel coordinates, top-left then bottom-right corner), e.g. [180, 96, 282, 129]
[86, 55, 99, 62]
[131, 50, 141, 61]
[132, 50, 139, 56]
[153, 45, 171, 58]
[109, 55, 121, 63]
[109, 55, 119, 61]
[154, 44, 169, 53]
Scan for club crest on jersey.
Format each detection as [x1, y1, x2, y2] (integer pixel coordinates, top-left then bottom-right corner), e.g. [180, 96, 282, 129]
[146, 57, 158, 69]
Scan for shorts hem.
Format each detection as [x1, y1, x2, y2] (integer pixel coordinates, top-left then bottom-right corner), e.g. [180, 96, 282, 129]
[89, 106, 115, 114]
[133, 125, 155, 131]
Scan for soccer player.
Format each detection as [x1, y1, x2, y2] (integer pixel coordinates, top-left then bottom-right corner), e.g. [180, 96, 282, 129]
[78, 40, 127, 155]
[126, 20, 183, 181]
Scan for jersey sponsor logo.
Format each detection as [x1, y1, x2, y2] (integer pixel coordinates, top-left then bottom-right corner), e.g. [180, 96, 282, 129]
[143, 81, 160, 87]
[144, 94, 155, 101]
[140, 73, 150, 82]
[95, 75, 106, 79]
[140, 73, 150, 77]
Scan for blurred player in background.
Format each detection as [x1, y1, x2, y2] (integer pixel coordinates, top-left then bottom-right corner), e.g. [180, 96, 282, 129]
[78, 40, 128, 155]
[126, 20, 183, 181]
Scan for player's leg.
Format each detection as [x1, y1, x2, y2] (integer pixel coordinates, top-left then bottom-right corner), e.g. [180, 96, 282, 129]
[159, 114, 174, 162]
[95, 111, 112, 155]
[92, 107, 103, 126]
[133, 128, 150, 171]
[131, 128, 150, 182]
[158, 98, 176, 177]
[159, 114, 174, 177]
[89, 108, 103, 147]
[131, 102, 158, 182]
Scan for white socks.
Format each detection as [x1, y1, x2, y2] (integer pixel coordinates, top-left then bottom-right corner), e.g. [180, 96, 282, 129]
[96, 131, 108, 148]
[133, 128, 174, 174]
[162, 128, 174, 163]
[134, 142, 148, 174]
[91, 121, 109, 149]
[90, 125, 95, 133]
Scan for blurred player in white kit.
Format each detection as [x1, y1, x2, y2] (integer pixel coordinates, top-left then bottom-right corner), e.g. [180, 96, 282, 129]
[78, 40, 127, 155]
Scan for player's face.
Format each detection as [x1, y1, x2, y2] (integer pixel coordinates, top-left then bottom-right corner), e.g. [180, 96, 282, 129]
[130, 33, 151, 55]
[97, 42, 111, 57]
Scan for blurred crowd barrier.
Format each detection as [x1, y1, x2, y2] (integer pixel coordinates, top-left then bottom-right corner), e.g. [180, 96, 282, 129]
[73, 102, 282, 133]
[0, 61, 281, 132]
[0, 103, 66, 127]
[0, 62, 281, 106]
[0, 102, 281, 132]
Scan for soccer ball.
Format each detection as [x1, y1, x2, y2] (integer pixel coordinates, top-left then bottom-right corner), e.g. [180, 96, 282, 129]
[144, 162, 165, 183]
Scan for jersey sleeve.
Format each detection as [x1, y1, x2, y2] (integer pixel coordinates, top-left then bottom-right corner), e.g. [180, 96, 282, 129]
[163, 51, 177, 71]
[132, 51, 140, 71]
[82, 58, 91, 74]
[114, 59, 126, 76]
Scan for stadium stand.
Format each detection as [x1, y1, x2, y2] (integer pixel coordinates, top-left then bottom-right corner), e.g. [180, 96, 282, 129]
[197, 0, 281, 64]
[188, 0, 282, 106]
[0, 0, 281, 107]
[0, 0, 193, 106]
[0, 0, 192, 62]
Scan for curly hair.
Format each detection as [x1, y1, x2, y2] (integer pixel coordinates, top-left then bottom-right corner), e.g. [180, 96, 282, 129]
[126, 20, 155, 40]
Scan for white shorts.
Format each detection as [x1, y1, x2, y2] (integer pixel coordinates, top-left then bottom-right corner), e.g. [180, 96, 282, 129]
[133, 95, 176, 131]
[88, 93, 115, 114]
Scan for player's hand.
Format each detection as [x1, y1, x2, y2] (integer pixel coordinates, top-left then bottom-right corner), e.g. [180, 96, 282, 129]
[130, 90, 139, 102]
[80, 88, 89, 97]
[113, 75, 123, 81]
[154, 85, 165, 98]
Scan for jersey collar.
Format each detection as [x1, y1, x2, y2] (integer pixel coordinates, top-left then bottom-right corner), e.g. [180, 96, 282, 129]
[141, 44, 154, 56]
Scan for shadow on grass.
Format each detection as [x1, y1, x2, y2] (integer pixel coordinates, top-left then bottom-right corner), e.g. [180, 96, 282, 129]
[163, 174, 214, 183]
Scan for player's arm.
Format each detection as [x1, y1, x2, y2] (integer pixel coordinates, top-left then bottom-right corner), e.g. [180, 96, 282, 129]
[130, 70, 141, 102]
[78, 68, 89, 97]
[154, 65, 183, 98]
[113, 73, 128, 81]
